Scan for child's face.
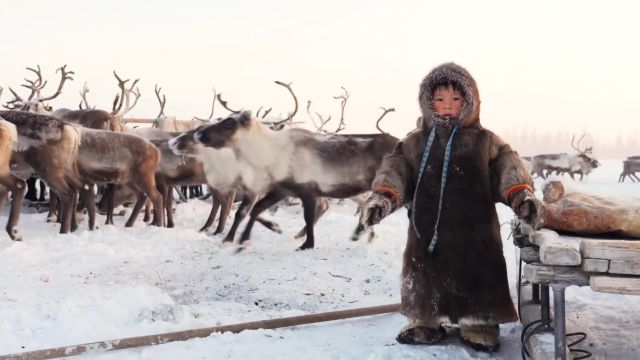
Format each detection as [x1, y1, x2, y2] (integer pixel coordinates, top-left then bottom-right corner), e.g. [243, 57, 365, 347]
[432, 87, 463, 117]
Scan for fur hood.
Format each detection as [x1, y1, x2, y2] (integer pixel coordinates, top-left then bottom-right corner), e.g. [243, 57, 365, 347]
[418, 63, 481, 129]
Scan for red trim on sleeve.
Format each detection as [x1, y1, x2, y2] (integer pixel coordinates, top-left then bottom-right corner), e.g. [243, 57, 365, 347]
[504, 184, 533, 203]
[374, 185, 401, 208]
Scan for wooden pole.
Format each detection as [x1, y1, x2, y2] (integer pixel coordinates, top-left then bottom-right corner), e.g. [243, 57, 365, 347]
[0, 303, 400, 360]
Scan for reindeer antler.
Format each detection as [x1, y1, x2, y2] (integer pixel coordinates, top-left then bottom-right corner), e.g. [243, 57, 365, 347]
[571, 134, 587, 153]
[375, 107, 395, 134]
[111, 71, 128, 115]
[306, 99, 332, 133]
[216, 93, 240, 113]
[154, 84, 167, 119]
[256, 106, 273, 119]
[78, 81, 93, 110]
[2, 87, 24, 109]
[193, 87, 217, 121]
[22, 65, 48, 100]
[40, 65, 74, 102]
[333, 86, 349, 133]
[269, 80, 299, 128]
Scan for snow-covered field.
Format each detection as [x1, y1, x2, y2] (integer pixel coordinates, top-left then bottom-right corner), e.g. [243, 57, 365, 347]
[1, 159, 639, 359]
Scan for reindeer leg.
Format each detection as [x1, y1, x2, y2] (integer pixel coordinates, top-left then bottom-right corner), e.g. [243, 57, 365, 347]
[2, 175, 27, 241]
[147, 189, 164, 227]
[294, 197, 329, 239]
[83, 186, 96, 230]
[255, 216, 282, 234]
[125, 193, 147, 227]
[223, 193, 256, 243]
[213, 189, 236, 235]
[297, 194, 317, 250]
[632, 173, 640, 182]
[200, 188, 226, 235]
[164, 184, 173, 228]
[38, 180, 47, 202]
[47, 192, 59, 223]
[238, 190, 286, 246]
[105, 184, 115, 225]
[58, 190, 76, 234]
[70, 192, 79, 232]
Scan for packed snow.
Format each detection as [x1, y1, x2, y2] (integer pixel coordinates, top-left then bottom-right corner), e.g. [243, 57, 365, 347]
[1, 159, 639, 359]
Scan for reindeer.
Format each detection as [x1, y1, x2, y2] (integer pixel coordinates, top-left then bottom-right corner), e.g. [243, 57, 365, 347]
[530, 135, 599, 180]
[3, 65, 75, 203]
[0, 117, 27, 240]
[619, 158, 640, 182]
[102, 127, 225, 232]
[194, 111, 399, 250]
[168, 126, 282, 240]
[0, 111, 82, 233]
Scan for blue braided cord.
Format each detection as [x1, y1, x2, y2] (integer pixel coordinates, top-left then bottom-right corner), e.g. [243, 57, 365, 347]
[427, 126, 458, 254]
[412, 125, 438, 240]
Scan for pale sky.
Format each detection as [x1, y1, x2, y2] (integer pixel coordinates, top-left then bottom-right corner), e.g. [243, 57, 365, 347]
[2, 0, 639, 153]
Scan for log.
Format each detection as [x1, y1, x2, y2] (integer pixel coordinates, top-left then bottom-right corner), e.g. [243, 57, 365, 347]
[581, 259, 610, 273]
[581, 239, 640, 262]
[542, 181, 640, 238]
[0, 303, 401, 360]
[608, 260, 640, 275]
[523, 263, 589, 286]
[590, 276, 640, 295]
[529, 229, 582, 266]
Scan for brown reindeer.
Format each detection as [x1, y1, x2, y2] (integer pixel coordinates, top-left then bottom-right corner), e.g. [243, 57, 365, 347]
[104, 127, 229, 232]
[0, 111, 82, 234]
[619, 158, 640, 182]
[194, 111, 399, 250]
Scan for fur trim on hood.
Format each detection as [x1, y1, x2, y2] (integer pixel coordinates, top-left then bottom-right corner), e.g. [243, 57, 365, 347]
[418, 63, 481, 129]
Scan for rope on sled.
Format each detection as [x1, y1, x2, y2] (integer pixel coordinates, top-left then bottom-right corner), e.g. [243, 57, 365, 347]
[0, 303, 401, 360]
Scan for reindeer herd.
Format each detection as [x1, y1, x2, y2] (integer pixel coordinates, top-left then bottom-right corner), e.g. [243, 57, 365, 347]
[0, 65, 398, 248]
[524, 135, 640, 184]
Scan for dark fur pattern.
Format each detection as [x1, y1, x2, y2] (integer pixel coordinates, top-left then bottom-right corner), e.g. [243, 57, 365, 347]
[0, 110, 67, 144]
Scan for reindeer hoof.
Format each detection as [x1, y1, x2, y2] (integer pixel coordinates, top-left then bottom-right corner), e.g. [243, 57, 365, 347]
[296, 243, 314, 251]
[47, 215, 57, 223]
[10, 229, 22, 241]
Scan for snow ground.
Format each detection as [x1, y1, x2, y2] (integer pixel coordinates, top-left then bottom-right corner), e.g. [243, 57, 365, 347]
[1, 159, 639, 359]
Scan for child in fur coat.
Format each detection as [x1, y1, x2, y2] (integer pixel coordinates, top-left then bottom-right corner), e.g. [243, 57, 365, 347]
[360, 63, 544, 352]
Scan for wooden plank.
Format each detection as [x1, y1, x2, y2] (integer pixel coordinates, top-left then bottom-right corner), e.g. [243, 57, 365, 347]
[529, 229, 582, 266]
[523, 263, 589, 286]
[608, 260, 640, 275]
[521, 247, 540, 263]
[581, 239, 640, 262]
[581, 258, 609, 273]
[590, 275, 640, 295]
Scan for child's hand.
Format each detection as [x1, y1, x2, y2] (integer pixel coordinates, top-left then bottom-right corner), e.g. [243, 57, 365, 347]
[359, 193, 394, 228]
[514, 193, 545, 230]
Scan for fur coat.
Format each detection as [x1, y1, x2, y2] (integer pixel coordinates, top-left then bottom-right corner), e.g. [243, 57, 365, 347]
[372, 63, 533, 325]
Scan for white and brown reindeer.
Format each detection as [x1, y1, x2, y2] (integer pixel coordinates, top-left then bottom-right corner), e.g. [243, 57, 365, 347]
[530, 134, 600, 180]
[194, 111, 399, 250]
[168, 126, 282, 240]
